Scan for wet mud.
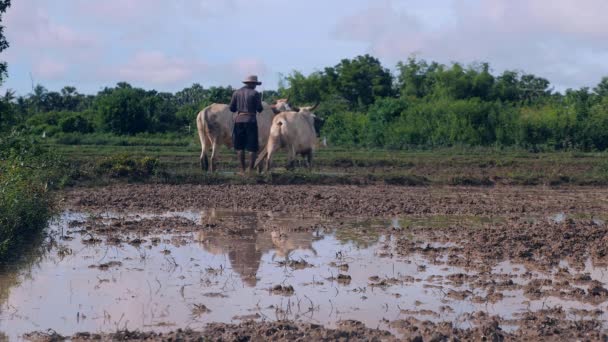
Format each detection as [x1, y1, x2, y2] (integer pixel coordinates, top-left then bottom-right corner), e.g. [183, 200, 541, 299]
[4, 185, 608, 340]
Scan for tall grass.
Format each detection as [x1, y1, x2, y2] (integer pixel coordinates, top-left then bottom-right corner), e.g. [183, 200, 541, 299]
[0, 132, 60, 261]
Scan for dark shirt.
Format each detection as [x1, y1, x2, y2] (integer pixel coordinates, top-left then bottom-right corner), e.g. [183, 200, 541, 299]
[230, 86, 263, 123]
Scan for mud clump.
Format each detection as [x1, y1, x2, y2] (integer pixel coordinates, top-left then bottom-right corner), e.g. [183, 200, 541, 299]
[88, 261, 122, 270]
[329, 261, 349, 271]
[271, 285, 295, 296]
[327, 274, 352, 285]
[190, 303, 211, 317]
[369, 276, 402, 288]
[278, 259, 313, 270]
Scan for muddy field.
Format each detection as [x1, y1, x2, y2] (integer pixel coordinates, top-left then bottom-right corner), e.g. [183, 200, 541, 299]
[4, 184, 608, 341]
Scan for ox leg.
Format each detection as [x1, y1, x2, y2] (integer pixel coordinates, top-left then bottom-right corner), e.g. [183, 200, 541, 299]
[306, 151, 313, 171]
[210, 140, 218, 172]
[285, 147, 296, 171]
[264, 142, 278, 174]
[200, 150, 209, 172]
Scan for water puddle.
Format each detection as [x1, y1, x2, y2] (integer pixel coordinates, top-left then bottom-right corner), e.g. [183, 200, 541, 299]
[1, 210, 608, 340]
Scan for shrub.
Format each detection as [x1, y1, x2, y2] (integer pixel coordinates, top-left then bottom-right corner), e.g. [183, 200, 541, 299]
[59, 113, 94, 133]
[96, 154, 161, 179]
[0, 132, 59, 261]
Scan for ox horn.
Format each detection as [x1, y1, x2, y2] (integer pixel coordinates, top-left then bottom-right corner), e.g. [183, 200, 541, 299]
[309, 101, 320, 111]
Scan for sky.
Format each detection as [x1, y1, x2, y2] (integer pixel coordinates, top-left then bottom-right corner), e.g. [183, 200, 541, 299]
[1, 0, 608, 95]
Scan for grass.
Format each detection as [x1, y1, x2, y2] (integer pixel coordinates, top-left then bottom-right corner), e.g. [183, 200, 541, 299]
[44, 139, 608, 187]
[0, 133, 60, 261]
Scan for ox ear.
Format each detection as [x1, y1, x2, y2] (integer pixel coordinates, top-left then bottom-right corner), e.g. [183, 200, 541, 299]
[271, 105, 281, 115]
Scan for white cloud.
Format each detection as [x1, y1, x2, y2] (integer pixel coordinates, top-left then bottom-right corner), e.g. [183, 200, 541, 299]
[105, 50, 271, 88]
[332, 0, 608, 89]
[5, 0, 94, 49]
[33, 59, 68, 80]
[3, 0, 608, 94]
[116, 51, 201, 85]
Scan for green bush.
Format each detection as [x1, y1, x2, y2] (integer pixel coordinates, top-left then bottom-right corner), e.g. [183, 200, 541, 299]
[59, 113, 94, 133]
[96, 154, 161, 179]
[0, 132, 59, 261]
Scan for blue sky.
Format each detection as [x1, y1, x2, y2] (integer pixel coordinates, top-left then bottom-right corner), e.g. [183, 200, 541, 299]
[2, 0, 608, 95]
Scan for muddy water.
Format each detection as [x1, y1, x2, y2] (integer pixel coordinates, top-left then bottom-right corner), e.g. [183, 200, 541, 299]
[1, 210, 607, 340]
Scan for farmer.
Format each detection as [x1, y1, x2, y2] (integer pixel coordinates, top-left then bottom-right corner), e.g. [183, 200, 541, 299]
[229, 75, 264, 174]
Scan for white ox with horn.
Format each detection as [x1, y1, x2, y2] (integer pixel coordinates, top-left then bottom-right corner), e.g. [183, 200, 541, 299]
[196, 99, 291, 172]
[254, 103, 321, 172]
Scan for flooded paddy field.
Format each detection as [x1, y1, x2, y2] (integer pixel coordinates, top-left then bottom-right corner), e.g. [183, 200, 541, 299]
[4, 184, 608, 341]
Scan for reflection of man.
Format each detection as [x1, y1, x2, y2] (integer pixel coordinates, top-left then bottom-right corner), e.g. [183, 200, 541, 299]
[229, 75, 264, 174]
[198, 211, 264, 287]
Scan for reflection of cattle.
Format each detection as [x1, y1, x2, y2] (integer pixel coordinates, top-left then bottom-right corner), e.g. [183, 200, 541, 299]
[196, 99, 292, 172]
[197, 210, 318, 287]
[270, 231, 317, 259]
[254, 104, 321, 172]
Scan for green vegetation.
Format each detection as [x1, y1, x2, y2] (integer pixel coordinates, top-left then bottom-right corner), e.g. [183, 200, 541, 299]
[0, 133, 60, 261]
[46, 143, 608, 187]
[3, 53, 608, 151]
[0, 0, 55, 261]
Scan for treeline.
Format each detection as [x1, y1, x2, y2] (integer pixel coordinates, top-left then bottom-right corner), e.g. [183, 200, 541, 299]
[0, 83, 257, 136]
[2, 54, 608, 150]
[285, 56, 608, 150]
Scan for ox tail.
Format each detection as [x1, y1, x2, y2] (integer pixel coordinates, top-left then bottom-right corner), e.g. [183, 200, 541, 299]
[196, 107, 210, 172]
[254, 120, 284, 169]
[254, 144, 269, 169]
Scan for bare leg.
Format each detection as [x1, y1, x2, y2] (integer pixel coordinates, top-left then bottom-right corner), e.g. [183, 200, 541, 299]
[248, 152, 257, 173]
[238, 150, 246, 175]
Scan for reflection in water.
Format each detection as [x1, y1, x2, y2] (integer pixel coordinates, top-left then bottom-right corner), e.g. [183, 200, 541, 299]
[3, 210, 608, 340]
[0, 233, 47, 314]
[197, 209, 319, 287]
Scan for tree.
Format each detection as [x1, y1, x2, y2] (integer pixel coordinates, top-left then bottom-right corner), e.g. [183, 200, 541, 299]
[396, 57, 439, 98]
[0, 0, 10, 86]
[519, 74, 551, 104]
[175, 83, 207, 107]
[281, 71, 327, 105]
[95, 85, 148, 135]
[470, 63, 495, 100]
[325, 54, 394, 108]
[494, 71, 521, 102]
[206, 86, 233, 104]
[594, 77, 608, 97]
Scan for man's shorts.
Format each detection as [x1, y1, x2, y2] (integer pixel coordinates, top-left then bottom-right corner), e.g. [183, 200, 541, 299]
[233, 122, 259, 152]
